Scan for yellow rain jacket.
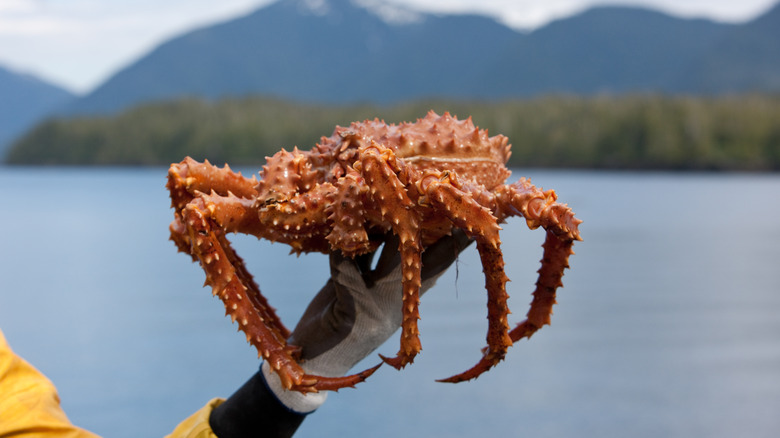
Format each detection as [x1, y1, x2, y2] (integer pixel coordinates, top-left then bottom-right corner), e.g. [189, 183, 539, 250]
[0, 329, 222, 438]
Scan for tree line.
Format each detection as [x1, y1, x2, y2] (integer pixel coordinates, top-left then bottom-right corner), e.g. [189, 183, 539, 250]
[6, 94, 780, 171]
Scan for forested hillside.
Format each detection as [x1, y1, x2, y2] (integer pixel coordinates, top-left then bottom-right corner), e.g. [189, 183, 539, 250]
[7, 94, 779, 171]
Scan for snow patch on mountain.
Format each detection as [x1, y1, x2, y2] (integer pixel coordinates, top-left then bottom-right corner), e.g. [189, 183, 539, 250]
[353, 0, 424, 25]
[296, 0, 331, 16]
[293, 0, 423, 25]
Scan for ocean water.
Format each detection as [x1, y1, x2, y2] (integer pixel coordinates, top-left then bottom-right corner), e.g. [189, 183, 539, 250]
[1, 167, 779, 437]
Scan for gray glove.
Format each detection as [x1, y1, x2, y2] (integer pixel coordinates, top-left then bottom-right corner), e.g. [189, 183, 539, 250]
[262, 230, 473, 412]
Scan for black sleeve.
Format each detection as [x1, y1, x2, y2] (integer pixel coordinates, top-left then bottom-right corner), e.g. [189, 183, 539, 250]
[209, 371, 307, 438]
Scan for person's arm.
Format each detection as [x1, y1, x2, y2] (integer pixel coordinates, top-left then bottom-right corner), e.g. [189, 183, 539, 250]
[0, 330, 101, 438]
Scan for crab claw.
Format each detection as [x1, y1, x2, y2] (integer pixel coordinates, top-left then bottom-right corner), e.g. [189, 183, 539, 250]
[294, 362, 384, 393]
[436, 355, 497, 384]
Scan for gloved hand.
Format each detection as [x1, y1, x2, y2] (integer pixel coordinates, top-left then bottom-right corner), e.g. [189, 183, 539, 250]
[262, 229, 474, 412]
[210, 230, 473, 438]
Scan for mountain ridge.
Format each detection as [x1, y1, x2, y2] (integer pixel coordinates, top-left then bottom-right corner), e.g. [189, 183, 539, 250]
[61, 0, 780, 115]
[3, 0, 779, 153]
[0, 65, 75, 154]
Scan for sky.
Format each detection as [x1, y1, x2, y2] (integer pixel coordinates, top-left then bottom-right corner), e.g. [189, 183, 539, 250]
[0, 0, 776, 95]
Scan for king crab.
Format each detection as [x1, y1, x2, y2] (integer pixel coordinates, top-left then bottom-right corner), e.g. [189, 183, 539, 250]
[168, 111, 581, 392]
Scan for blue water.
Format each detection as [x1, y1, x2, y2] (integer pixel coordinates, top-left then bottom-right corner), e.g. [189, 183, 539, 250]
[1, 167, 779, 437]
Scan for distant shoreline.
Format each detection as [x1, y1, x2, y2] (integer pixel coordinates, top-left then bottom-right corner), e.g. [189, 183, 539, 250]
[6, 94, 780, 172]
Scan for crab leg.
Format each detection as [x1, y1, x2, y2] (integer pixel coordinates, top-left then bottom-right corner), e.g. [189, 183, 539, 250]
[170, 190, 291, 338]
[180, 198, 303, 388]
[417, 171, 513, 380]
[325, 172, 374, 256]
[438, 230, 575, 383]
[436, 176, 581, 383]
[509, 231, 574, 341]
[255, 182, 338, 254]
[177, 181, 338, 254]
[356, 141, 424, 369]
[496, 178, 582, 241]
[168, 157, 259, 211]
[175, 191, 381, 392]
[168, 157, 260, 257]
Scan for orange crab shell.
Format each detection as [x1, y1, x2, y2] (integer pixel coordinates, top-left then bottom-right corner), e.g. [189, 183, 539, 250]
[253, 112, 514, 253]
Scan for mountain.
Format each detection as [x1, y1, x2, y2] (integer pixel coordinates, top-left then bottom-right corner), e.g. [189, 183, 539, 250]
[0, 65, 75, 153]
[686, 2, 780, 92]
[64, 0, 778, 115]
[486, 6, 734, 96]
[66, 0, 518, 114]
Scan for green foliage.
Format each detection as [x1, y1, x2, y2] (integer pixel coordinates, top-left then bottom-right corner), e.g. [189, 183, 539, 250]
[6, 94, 780, 171]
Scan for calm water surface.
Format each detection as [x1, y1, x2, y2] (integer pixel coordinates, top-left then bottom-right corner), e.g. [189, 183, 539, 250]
[1, 168, 779, 437]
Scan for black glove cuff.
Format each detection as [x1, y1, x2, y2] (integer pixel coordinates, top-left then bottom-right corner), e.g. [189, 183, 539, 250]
[209, 370, 307, 438]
